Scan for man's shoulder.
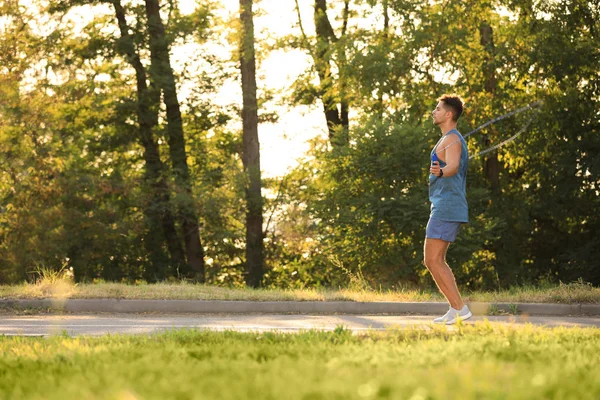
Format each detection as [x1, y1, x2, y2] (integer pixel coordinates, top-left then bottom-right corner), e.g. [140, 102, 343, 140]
[440, 132, 461, 144]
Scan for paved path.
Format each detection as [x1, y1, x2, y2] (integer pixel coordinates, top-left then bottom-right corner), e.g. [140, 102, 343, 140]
[4, 299, 599, 315]
[1, 314, 599, 336]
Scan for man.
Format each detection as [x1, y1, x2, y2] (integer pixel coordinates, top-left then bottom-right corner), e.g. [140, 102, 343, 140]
[426, 94, 472, 324]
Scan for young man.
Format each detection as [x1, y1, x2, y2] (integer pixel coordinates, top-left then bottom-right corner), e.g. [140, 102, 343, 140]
[426, 94, 472, 324]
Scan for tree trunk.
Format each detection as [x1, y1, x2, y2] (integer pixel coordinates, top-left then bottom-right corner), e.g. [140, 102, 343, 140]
[144, 0, 205, 282]
[383, 0, 389, 35]
[239, 0, 265, 288]
[314, 0, 347, 145]
[339, 0, 350, 141]
[377, 0, 389, 117]
[480, 21, 500, 192]
[112, 0, 186, 281]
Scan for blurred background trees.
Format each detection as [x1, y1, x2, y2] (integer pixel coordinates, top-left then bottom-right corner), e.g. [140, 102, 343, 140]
[0, 0, 598, 289]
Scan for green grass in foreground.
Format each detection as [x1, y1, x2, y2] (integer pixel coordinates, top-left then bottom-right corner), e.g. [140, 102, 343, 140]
[1, 280, 599, 303]
[1, 324, 599, 400]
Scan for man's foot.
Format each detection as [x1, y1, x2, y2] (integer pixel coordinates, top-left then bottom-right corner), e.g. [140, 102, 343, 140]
[433, 305, 472, 325]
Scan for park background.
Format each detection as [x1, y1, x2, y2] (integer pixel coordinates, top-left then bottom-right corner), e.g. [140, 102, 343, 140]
[0, 0, 598, 292]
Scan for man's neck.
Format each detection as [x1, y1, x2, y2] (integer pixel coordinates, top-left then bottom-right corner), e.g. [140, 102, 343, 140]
[438, 121, 457, 135]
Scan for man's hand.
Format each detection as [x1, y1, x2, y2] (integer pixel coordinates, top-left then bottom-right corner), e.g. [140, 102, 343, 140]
[430, 161, 442, 177]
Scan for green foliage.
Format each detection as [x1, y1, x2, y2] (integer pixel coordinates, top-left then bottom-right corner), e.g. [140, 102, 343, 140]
[308, 118, 432, 286]
[0, 0, 598, 289]
[0, 0, 242, 284]
[274, 0, 599, 289]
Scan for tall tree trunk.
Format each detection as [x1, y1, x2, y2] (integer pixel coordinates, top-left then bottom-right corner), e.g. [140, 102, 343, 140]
[112, 0, 186, 281]
[377, 0, 389, 117]
[239, 0, 264, 288]
[338, 0, 350, 143]
[480, 21, 500, 193]
[314, 0, 349, 146]
[383, 0, 389, 35]
[144, 0, 205, 282]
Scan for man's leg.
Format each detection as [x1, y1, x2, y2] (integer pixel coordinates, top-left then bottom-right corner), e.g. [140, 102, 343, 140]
[423, 238, 465, 310]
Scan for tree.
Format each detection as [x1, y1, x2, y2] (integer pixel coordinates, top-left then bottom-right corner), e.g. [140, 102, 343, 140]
[294, 0, 351, 146]
[479, 18, 501, 193]
[0, 0, 151, 282]
[111, 0, 186, 281]
[239, 0, 264, 287]
[144, 0, 206, 282]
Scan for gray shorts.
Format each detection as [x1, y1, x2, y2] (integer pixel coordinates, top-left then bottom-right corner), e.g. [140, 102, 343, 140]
[426, 217, 462, 243]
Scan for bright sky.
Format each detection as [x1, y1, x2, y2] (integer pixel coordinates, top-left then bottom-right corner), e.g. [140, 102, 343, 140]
[178, 0, 326, 179]
[176, 0, 394, 178]
[220, 0, 325, 179]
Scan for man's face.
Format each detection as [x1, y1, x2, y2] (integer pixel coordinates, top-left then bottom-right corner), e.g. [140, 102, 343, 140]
[432, 101, 451, 125]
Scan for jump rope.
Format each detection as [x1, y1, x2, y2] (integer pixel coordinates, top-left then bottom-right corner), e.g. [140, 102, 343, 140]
[431, 100, 543, 164]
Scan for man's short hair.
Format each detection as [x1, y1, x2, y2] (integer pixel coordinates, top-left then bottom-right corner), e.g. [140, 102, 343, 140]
[438, 94, 464, 121]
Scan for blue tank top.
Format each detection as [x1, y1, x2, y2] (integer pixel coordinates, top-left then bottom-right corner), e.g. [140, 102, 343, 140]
[429, 129, 469, 223]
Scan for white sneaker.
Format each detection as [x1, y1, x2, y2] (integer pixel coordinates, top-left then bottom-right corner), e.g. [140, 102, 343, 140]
[433, 305, 472, 325]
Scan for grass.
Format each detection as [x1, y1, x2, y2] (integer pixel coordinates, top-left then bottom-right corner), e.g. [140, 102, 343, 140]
[0, 280, 599, 304]
[0, 323, 599, 399]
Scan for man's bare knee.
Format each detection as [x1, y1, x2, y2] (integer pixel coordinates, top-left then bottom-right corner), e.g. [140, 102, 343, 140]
[423, 255, 435, 267]
[423, 258, 432, 274]
[424, 254, 442, 270]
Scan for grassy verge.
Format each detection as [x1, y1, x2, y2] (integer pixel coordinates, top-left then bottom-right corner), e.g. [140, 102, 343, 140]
[1, 324, 599, 399]
[1, 280, 599, 304]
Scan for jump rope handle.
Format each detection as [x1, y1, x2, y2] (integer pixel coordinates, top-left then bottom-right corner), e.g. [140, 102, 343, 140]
[431, 153, 439, 165]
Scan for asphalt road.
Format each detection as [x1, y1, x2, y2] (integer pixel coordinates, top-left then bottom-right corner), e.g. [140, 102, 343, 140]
[1, 313, 599, 336]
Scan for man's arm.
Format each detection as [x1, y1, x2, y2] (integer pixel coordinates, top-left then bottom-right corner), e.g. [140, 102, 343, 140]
[438, 134, 462, 177]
